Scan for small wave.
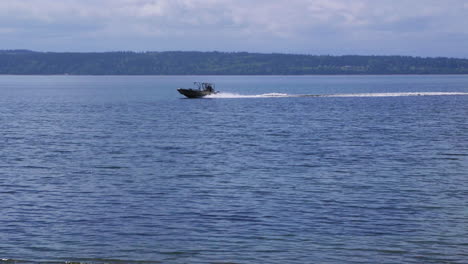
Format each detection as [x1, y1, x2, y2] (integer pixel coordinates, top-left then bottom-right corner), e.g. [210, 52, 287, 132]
[0, 259, 162, 264]
[205, 92, 468, 99]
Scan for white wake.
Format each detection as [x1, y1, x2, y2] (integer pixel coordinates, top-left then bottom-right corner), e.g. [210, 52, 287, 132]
[204, 92, 468, 98]
[205, 92, 291, 98]
[324, 92, 468, 97]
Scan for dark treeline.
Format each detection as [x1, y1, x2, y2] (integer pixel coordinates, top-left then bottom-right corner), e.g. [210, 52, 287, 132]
[1, 50, 468, 75]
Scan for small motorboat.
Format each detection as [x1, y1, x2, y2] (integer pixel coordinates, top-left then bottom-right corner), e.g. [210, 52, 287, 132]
[177, 82, 218, 98]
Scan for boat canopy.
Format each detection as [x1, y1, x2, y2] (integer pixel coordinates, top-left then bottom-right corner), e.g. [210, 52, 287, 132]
[194, 82, 215, 91]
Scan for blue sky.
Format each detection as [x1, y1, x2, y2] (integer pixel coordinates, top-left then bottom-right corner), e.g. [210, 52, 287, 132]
[1, 0, 468, 57]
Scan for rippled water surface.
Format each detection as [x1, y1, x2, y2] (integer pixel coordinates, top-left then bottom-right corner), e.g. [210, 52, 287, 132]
[1, 75, 467, 263]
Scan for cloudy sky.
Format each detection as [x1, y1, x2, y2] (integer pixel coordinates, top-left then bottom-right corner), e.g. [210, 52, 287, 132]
[1, 0, 468, 57]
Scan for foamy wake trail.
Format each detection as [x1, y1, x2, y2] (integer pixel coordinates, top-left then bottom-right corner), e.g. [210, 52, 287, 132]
[205, 92, 291, 98]
[205, 92, 468, 98]
[324, 92, 468, 97]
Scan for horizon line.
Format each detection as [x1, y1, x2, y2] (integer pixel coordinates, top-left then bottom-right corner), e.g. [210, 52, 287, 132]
[1, 49, 467, 60]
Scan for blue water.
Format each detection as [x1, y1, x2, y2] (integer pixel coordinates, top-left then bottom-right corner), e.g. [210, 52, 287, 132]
[1, 75, 467, 264]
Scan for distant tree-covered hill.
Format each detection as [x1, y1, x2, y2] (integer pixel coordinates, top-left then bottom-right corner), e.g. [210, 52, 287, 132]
[1, 50, 468, 75]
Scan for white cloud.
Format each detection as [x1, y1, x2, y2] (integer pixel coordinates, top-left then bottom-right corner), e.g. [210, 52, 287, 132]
[0, 0, 467, 56]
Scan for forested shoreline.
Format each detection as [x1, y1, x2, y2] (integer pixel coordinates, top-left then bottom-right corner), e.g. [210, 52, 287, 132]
[1, 50, 468, 75]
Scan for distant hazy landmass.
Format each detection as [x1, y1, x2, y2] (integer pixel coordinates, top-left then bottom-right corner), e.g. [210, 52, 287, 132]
[1, 50, 468, 75]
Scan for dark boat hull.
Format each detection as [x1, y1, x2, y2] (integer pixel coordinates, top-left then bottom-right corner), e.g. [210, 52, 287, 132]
[177, 88, 217, 98]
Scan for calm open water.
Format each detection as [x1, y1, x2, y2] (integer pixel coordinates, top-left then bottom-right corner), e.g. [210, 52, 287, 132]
[1, 75, 467, 264]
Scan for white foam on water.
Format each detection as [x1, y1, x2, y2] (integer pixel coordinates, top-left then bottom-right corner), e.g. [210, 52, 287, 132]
[204, 92, 468, 99]
[205, 92, 291, 98]
[325, 92, 468, 97]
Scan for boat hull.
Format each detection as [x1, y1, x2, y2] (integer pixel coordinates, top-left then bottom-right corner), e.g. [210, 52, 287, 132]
[177, 88, 217, 98]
